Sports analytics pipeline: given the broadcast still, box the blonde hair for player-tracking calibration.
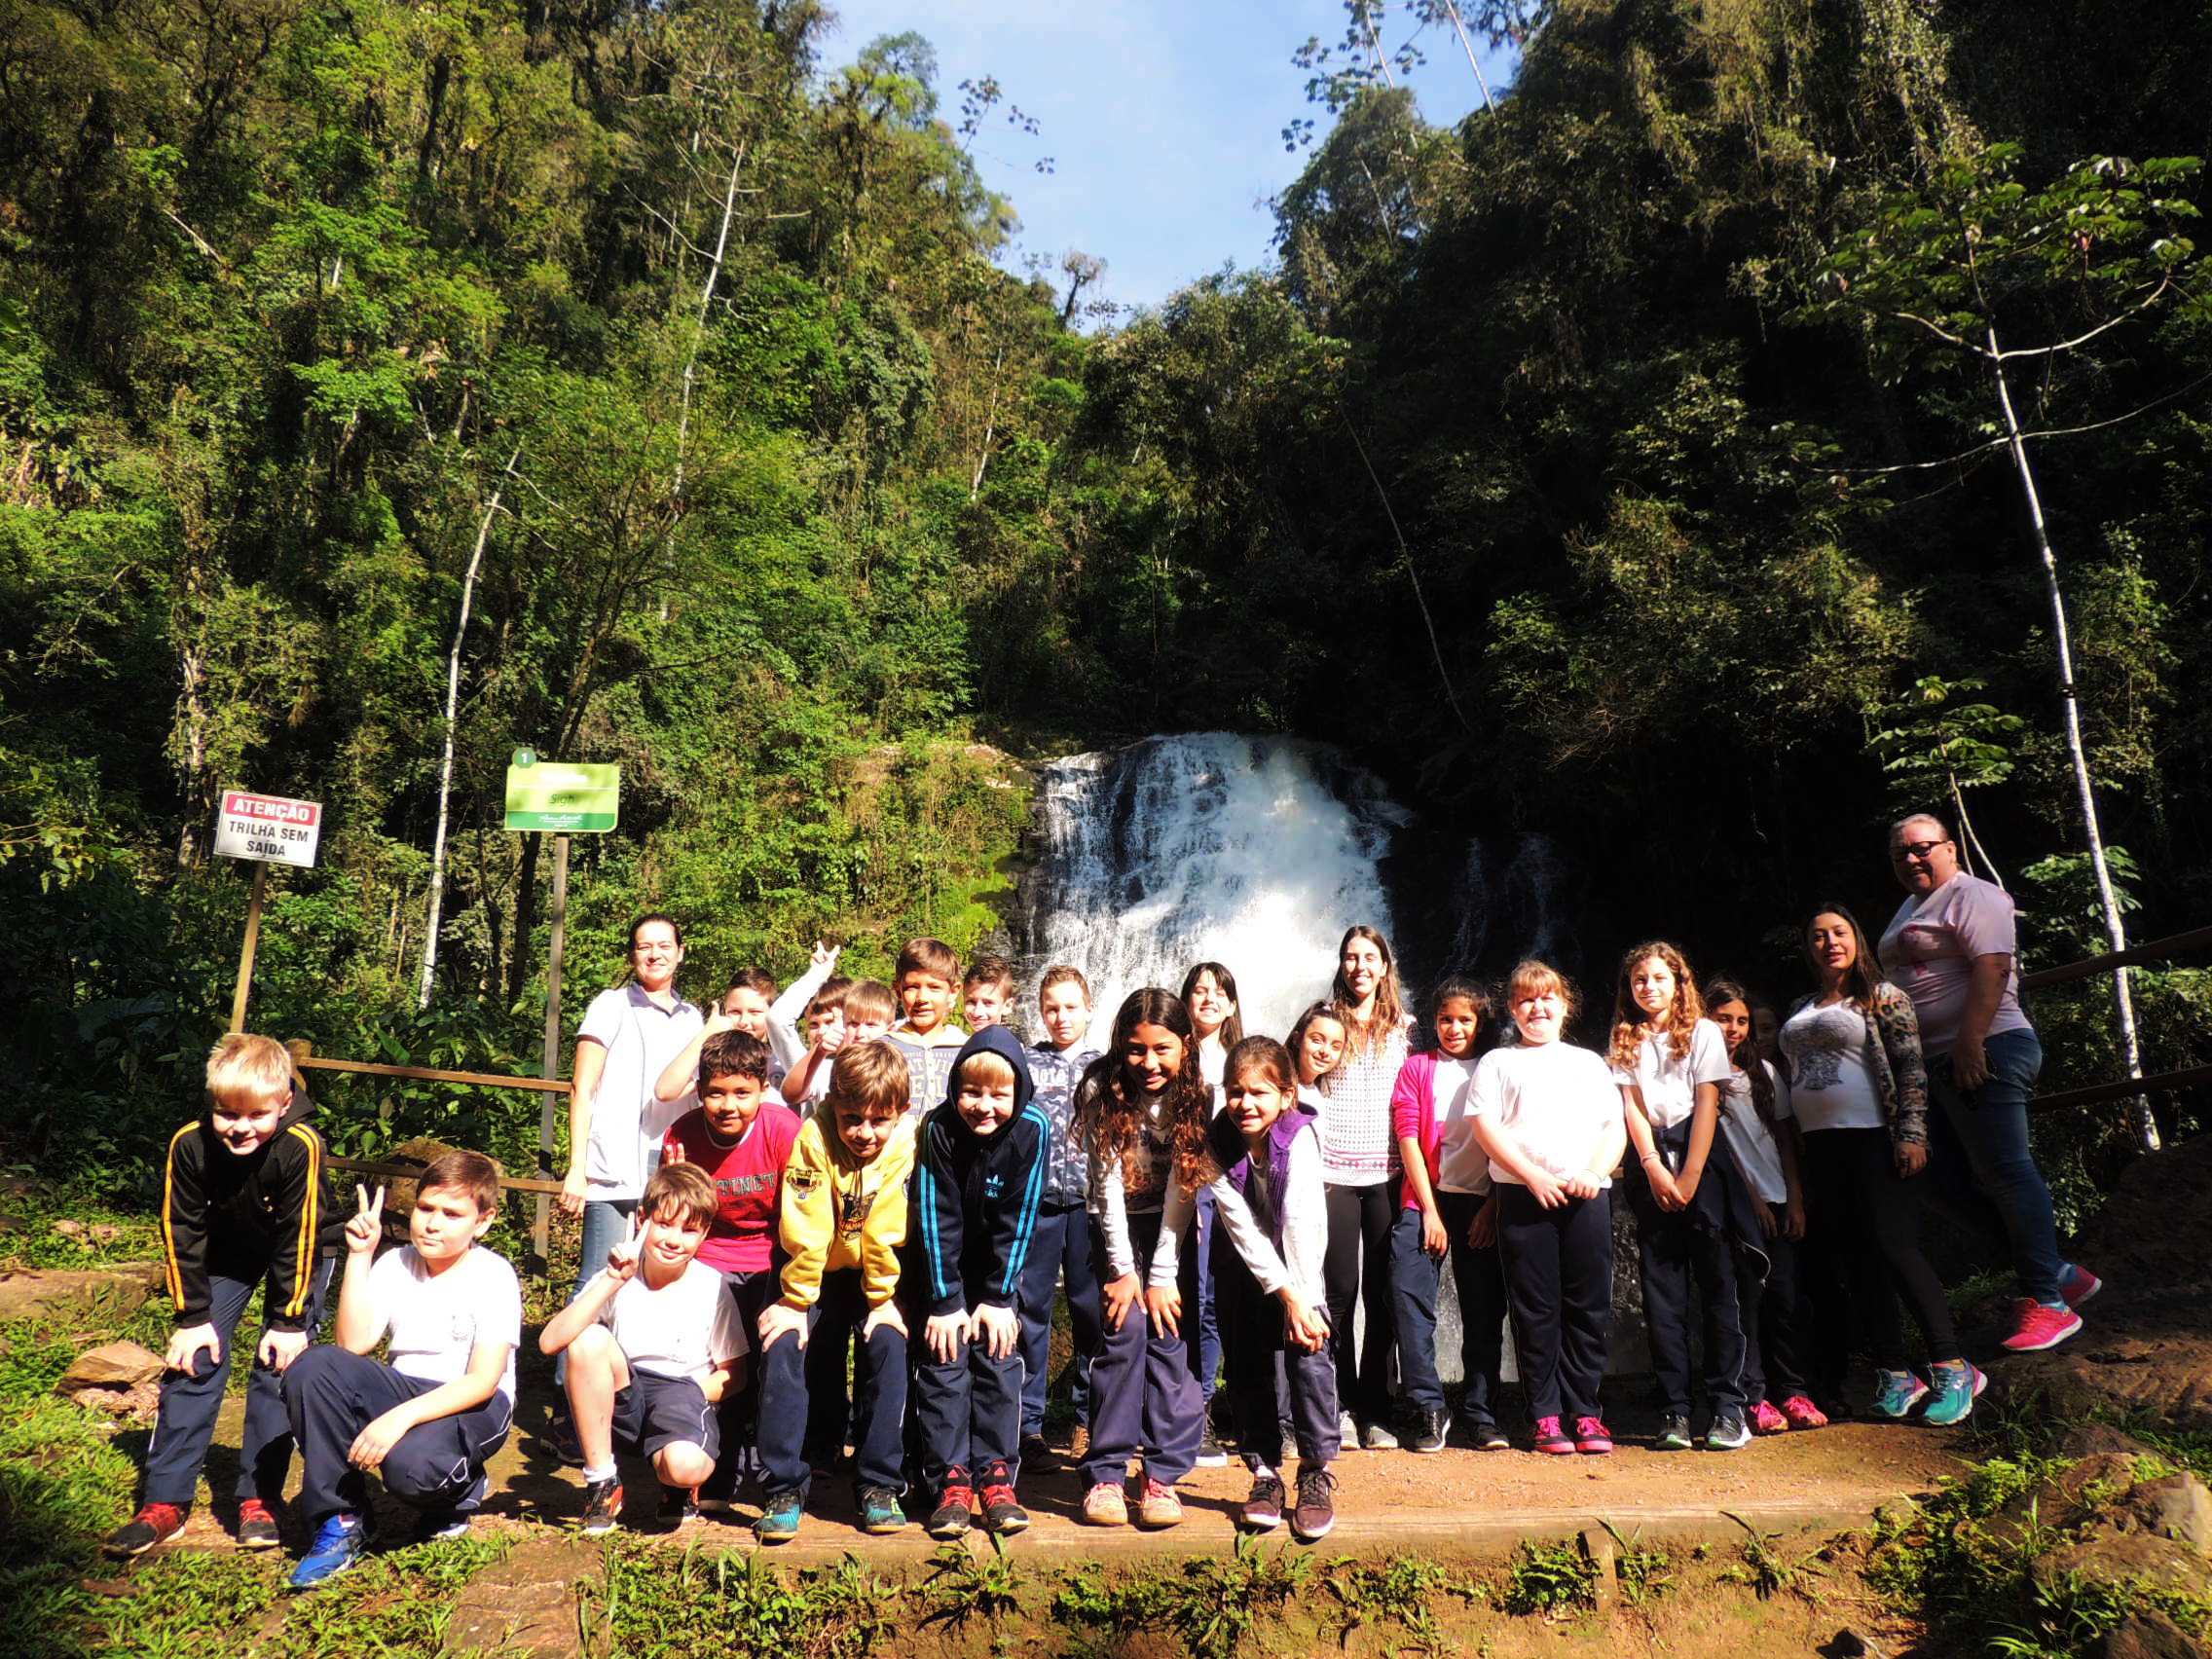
[842,978,898,1026]
[956,1050,1017,1091]
[824,1040,910,1121]
[205,1033,292,1108]
[1505,960,1580,1029]
[1607,940,1705,1074]
[642,1161,718,1231]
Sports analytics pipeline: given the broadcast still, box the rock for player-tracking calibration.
[2097,1610,2211,1659]
[71,1381,160,1424]
[1580,1526,1615,1609]
[88,1224,122,1244]
[2035,1530,2212,1602]
[2124,1475,2212,1554]
[0,1265,161,1321]
[59,1341,163,1389]
[445,1534,603,1655]
[2062,1423,2158,1459]
[52,1219,84,1237]
[0,1212,26,1235]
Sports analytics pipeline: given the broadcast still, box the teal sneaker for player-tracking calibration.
[1870,1369,1930,1420]
[858,1487,907,1535]
[755,1492,801,1544]
[288,1513,366,1591]
[1922,1362,1986,1427]
[1654,1412,1693,1452]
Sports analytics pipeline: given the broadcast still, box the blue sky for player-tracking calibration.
[820,1,1520,315]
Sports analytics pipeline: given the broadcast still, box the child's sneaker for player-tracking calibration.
[412,1508,471,1544]
[858,1488,906,1535]
[2059,1263,2103,1310]
[655,1486,697,1530]
[1289,1468,1336,1542]
[1019,1432,1051,1469]
[1464,1419,1510,1451]
[1195,1420,1229,1467]
[236,1498,281,1550]
[1408,1408,1449,1455]
[288,1513,366,1591]
[580,1478,621,1536]
[1751,1400,1790,1436]
[1362,1419,1401,1451]
[1922,1361,1987,1427]
[1707,1407,1751,1451]
[1871,1368,1931,1419]
[105,1502,187,1558]
[1532,1416,1574,1455]
[1654,1412,1693,1451]
[926,1483,974,1539]
[979,1481,1028,1534]
[1780,1395,1829,1431]
[1136,1477,1183,1529]
[1337,1410,1362,1450]
[2001,1299,2083,1353]
[1081,1482,1128,1526]
[1573,1416,1613,1455]
[755,1492,801,1544]
[1240,1472,1285,1532]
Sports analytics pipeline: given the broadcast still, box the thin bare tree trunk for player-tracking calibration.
[1987,327,2157,1152]
[970,346,1005,499]
[673,139,747,513]
[418,443,521,1009]
[1437,0,1496,111]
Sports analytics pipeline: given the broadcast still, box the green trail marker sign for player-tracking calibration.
[503,755,620,833]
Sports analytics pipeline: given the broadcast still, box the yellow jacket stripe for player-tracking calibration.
[160,1123,194,1308]
[285,1124,321,1319]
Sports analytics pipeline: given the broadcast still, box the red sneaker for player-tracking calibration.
[1532,1415,1574,1455]
[1573,1417,1613,1455]
[2059,1264,2103,1310]
[1750,1400,1789,1436]
[1779,1395,1829,1430]
[236,1496,281,1549]
[105,1502,187,1558]
[926,1483,975,1538]
[2001,1299,2083,1352]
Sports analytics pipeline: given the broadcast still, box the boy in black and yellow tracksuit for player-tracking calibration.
[109,1034,343,1557]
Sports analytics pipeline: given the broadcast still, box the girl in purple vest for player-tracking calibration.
[1155,1037,1339,1542]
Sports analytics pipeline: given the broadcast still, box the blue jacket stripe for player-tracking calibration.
[918,1144,949,1304]
[998,1108,1050,1296]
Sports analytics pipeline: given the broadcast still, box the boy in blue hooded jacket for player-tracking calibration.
[911,1025,1049,1538]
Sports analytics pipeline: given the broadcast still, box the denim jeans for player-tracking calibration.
[557,1198,637,1390]
[1927,1028,2062,1305]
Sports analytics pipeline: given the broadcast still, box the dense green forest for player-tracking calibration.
[5,0,2209,1201]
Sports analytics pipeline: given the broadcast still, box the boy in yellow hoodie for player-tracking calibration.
[753,1040,915,1542]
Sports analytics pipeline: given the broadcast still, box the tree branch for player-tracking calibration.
[1992,277,2173,359]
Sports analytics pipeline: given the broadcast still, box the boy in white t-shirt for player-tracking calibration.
[283,1151,522,1590]
[539,1161,746,1533]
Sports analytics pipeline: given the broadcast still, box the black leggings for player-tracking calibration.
[1323,1180,1398,1424]
[1799,1126,1958,1382]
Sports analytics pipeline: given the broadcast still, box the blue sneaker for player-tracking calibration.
[1870,1369,1930,1420]
[289,1513,366,1591]
[1922,1361,1986,1427]
[756,1492,801,1544]
[858,1487,906,1534]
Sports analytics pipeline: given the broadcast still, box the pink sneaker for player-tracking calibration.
[1750,1400,1789,1435]
[2059,1264,2103,1310]
[1532,1415,1575,1455]
[2001,1298,2083,1352]
[1779,1395,1829,1430]
[1573,1416,1613,1455]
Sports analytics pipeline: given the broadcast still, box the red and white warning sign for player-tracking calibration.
[214,791,323,868]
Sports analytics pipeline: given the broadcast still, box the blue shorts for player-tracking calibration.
[613,1370,718,1461]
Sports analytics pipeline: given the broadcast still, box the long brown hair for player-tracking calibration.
[1802,901,1888,1013]
[1607,940,1705,1074]
[1074,988,1213,1188]
[1330,924,1407,1059]
[1703,976,1778,1124]
[1179,962,1245,1049]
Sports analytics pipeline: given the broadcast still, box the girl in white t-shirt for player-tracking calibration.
[1469,960,1625,1456]
[1610,940,1751,1452]
[1706,978,1824,1436]
[1288,1003,1347,1114]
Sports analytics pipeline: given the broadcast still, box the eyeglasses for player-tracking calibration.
[1892,839,1950,861]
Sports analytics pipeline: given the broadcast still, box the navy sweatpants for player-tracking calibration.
[914,1278,1025,1492]
[1082,1210,1202,1490]
[1495,1184,1612,1423]
[1018,1200,1101,1439]
[757,1269,906,1498]
[1213,1233,1338,1469]
[144,1261,333,1506]
[699,1266,776,1501]
[283,1346,512,1524]
[1630,1173,1748,1417]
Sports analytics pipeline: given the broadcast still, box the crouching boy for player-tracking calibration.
[753,1041,916,1543]
[539,1161,745,1533]
[913,1027,1049,1539]
[107,1034,342,1558]
[282,1151,520,1590]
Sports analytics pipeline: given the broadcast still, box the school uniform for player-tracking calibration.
[1083,1091,1204,1491]
[147,1087,343,1507]
[598,1257,747,1464]
[1387,1051,1508,1434]
[1155,1106,1340,1470]
[757,1115,915,1501]
[1470,1041,1618,1425]
[889,1021,971,1123]
[660,1103,801,1497]
[1717,1060,1810,1408]
[911,1028,1049,1493]
[1019,1040,1104,1440]
[1615,1020,1750,1419]
[284,1244,521,1524]
[1317,1021,1411,1429]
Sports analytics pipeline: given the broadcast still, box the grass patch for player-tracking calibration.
[1053,1533,1312,1659]
[576,1539,903,1659]
[1496,1534,1597,1616]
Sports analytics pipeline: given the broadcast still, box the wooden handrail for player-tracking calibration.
[2031,1064,2212,1114]
[294,1054,571,1094]
[2021,924,2212,990]
[326,1155,567,1198]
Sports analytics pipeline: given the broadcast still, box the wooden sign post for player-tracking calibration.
[213,791,323,1033]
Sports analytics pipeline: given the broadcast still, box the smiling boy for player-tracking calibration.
[962,954,1017,1031]
[107,1035,343,1559]
[911,1026,1049,1538]
[282,1151,521,1589]
[1017,966,1105,1461]
[888,939,969,1121]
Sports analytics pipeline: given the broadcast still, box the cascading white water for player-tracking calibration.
[1019,733,1409,1039]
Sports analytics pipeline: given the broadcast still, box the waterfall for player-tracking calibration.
[1018,733,1409,1039]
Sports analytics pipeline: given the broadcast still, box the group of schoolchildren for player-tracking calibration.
[107,919,1990,1584]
